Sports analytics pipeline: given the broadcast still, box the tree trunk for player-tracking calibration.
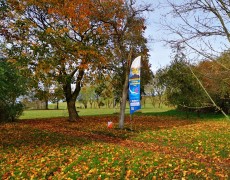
[67,99,79,121]
[45,100,49,110]
[56,100,59,110]
[158,95,163,108]
[150,96,156,107]
[113,99,116,108]
[119,49,133,129]
[89,101,93,108]
[63,69,84,121]
[119,70,129,129]
[142,97,146,108]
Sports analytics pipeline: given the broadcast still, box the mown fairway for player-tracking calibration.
[0,115,229,179]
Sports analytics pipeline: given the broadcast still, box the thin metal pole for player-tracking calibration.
[130,114,133,131]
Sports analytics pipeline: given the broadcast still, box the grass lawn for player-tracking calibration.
[0,115,229,179]
[20,102,226,120]
[20,102,174,119]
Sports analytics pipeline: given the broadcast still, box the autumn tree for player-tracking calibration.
[92,0,152,128]
[2,0,152,124]
[50,84,65,110]
[33,83,52,110]
[78,85,96,109]
[97,78,115,108]
[0,0,8,35]
[2,0,119,121]
[195,51,230,114]
[94,82,106,108]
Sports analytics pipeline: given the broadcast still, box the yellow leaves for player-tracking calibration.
[82,165,89,171]
[190,169,203,175]
[40,157,46,163]
[97,27,103,34]
[7,59,17,64]
[215,171,227,178]
[58,27,69,34]
[46,27,53,34]
[88,168,97,174]
[125,169,133,179]
[207,167,212,173]
[182,170,187,177]
[1,118,229,179]
[47,7,54,14]
[79,63,88,69]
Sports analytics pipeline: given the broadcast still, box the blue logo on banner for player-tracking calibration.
[129,56,141,114]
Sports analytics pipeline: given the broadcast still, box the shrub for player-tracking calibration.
[0,102,24,122]
[0,59,27,122]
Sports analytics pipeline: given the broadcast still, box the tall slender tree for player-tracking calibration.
[93,0,152,128]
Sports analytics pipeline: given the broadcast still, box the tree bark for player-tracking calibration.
[56,100,59,110]
[45,100,49,110]
[119,49,133,129]
[158,96,162,108]
[63,69,84,121]
[119,70,129,129]
[67,99,79,121]
[89,101,93,108]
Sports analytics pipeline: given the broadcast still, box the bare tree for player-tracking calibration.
[161,0,230,63]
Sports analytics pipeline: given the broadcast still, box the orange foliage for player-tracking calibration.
[196,60,230,96]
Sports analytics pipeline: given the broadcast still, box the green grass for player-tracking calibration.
[0,116,229,179]
[144,109,227,120]
[20,102,174,119]
[20,102,227,120]
[20,108,122,119]
[133,121,230,157]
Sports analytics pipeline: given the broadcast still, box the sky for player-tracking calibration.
[140,0,172,72]
[140,0,230,72]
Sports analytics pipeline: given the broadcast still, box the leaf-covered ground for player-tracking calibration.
[0,116,229,179]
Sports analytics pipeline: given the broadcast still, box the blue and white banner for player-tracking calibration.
[129,56,141,114]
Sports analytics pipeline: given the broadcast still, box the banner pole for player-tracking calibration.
[130,114,133,131]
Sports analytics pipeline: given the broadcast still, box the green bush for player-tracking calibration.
[0,59,27,122]
[0,102,24,122]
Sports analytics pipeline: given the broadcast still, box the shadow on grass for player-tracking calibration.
[0,125,91,149]
[142,109,227,121]
[1,110,227,150]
